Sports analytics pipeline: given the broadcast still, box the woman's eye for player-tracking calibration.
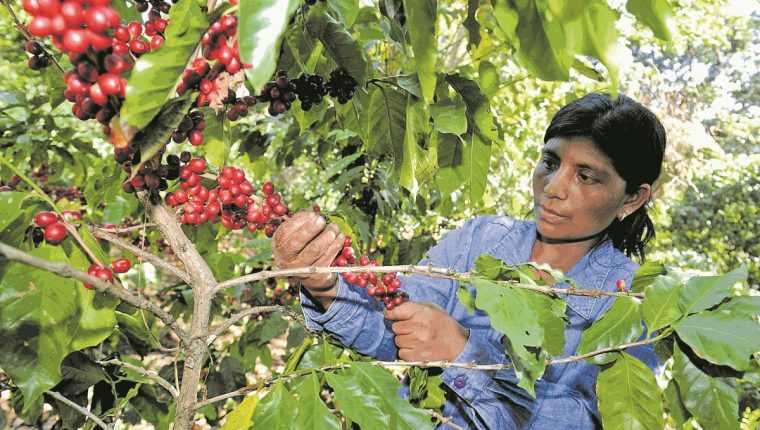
[541,158,558,170]
[579,173,597,184]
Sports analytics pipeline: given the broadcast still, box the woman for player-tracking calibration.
[272,93,667,429]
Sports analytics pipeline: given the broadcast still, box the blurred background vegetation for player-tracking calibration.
[0,0,758,427]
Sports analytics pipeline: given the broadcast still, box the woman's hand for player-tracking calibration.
[272,211,345,308]
[385,302,469,362]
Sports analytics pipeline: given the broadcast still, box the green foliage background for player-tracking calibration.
[0,0,758,428]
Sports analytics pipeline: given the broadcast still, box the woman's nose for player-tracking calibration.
[543,169,569,200]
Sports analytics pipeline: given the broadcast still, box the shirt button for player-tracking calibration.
[454,376,466,389]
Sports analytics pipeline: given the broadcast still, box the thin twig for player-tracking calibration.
[213,264,644,299]
[428,410,465,430]
[1,0,64,73]
[103,223,157,234]
[200,305,302,344]
[90,226,192,284]
[195,334,660,409]
[97,359,179,398]
[0,241,191,346]
[47,391,112,430]
[63,221,105,266]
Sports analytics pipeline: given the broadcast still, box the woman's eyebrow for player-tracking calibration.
[542,147,609,176]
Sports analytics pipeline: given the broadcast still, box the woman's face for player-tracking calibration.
[532,137,634,240]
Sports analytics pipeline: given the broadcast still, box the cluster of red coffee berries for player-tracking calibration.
[64,51,129,130]
[24,0,119,53]
[172,110,206,146]
[34,211,68,244]
[113,20,165,56]
[164,157,289,236]
[259,70,296,116]
[83,258,130,289]
[335,236,408,310]
[177,58,211,99]
[25,40,53,70]
[201,14,242,75]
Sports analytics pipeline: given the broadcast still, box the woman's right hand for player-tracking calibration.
[272,211,345,307]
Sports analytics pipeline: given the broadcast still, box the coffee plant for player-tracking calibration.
[0,0,757,429]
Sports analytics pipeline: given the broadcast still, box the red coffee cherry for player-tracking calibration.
[34,211,59,228]
[111,258,131,273]
[44,223,67,244]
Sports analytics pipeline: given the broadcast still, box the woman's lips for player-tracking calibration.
[539,205,565,222]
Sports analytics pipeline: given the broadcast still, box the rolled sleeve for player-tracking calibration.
[440,329,508,401]
[300,276,397,359]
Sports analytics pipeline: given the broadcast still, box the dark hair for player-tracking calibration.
[543,93,667,260]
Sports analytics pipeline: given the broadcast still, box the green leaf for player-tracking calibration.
[445,74,500,143]
[221,394,259,430]
[77,225,108,265]
[0,245,116,413]
[577,297,643,365]
[678,267,748,315]
[199,109,227,168]
[0,191,29,233]
[672,343,739,430]
[429,95,467,135]
[252,381,298,429]
[573,0,623,93]
[42,65,66,109]
[399,99,435,195]
[239,0,299,98]
[327,0,360,27]
[110,0,142,23]
[477,61,499,97]
[675,306,760,371]
[131,97,195,175]
[402,0,437,103]
[321,153,363,181]
[293,373,341,429]
[319,15,369,86]
[459,133,491,204]
[663,379,688,428]
[630,261,667,293]
[56,352,108,395]
[494,0,572,81]
[457,287,475,313]
[325,362,432,429]
[120,0,207,128]
[641,272,683,334]
[470,278,566,395]
[597,352,664,430]
[364,86,406,168]
[626,0,677,42]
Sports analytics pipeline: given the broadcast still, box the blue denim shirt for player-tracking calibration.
[300,216,659,429]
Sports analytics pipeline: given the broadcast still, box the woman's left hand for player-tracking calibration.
[385,302,469,362]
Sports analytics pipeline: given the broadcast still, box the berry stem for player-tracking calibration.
[0,153,61,215]
[1,0,65,74]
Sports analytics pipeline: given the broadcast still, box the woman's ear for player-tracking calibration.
[618,184,651,220]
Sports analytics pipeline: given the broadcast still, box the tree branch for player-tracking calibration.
[90,226,192,284]
[200,305,303,345]
[137,191,217,429]
[196,334,661,409]
[97,359,179,398]
[103,223,157,234]
[0,241,191,346]
[47,391,112,430]
[214,264,644,299]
